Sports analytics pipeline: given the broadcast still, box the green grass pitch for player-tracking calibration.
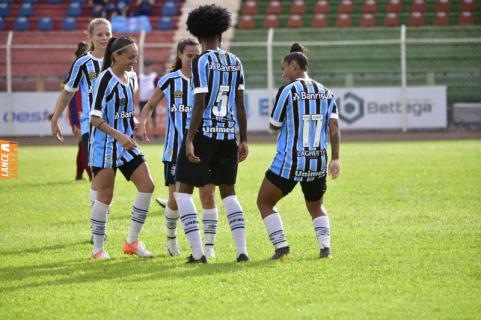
[1,140,480,319]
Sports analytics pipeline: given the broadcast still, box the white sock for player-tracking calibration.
[127,192,152,244]
[202,208,218,249]
[165,205,180,239]
[91,200,109,253]
[263,212,288,249]
[313,215,330,249]
[223,195,247,256]
[90,189,97,208]
[174,192,204,259]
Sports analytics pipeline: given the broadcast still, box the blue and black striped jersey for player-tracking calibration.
[63,52,103,135]
[269,78,338,182]
[191,48,245,141]
[89,68,141,168]
[157,69,193,162]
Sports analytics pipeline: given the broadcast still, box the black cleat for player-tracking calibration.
[271,246,290,260]
[236,253,250,263]
[186,254,207,264]
[320,247,331,259]
[156,198,167,208]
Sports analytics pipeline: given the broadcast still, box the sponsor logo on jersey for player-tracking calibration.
[170,104,192,113]
[208,63,241,72]
[295,170,326,178]
[202,126,236,134]
[114,111,134,120]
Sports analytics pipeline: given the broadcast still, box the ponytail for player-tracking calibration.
[284,42,308,71]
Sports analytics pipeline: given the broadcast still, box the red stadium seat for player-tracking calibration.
[263,14,279,28]
[411,0,427,13]
[290,0,306,14]
[311,13,327,28]
[384,12,400,26]
[433,11,449,25]
[360,13,376,27]
[238,15,255,29]
[267,0,282,15]
[460,0,476,12]
[362,0,377,14]
[338,0,354,14]
[335,13,352,28]
[408,11,424,26]
[314,0,329,14]
[435,0,451,13]
[242,0,258,15]
[287,14,303,28]
[458,11,475,25]
[387,0,402,13]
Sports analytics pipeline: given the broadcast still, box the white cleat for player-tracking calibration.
[204,246,215,258]
[166,237,181,256]
[156,198,167,208]
[91,249,110,260]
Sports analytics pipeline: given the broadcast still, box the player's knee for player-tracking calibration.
[219,185,235,199]
[98,190,114,204]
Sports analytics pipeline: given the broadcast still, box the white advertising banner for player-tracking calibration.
[0,93,72,137]
[245,86,447,131]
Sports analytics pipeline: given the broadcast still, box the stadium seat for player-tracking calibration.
[14,16,29,31]
[433,11,449,25]
[335,13,352,28]
[0,3,10,17]
[338,0,354,14]
[19,3,34,17]
[157,16,174,30]
[0,17,4,30]
[460,0,476,12]
[314,0,329,14]
[435,0,451,12]
[1,0,13,4]
[362,0,377,14]
[238,15,255,29]
[62,16,77,30]
[242,0,258,15]
[411,0,427,13]
[387,0,402,13]
[384,12,400,26]
[47,0,62,4]
[70,0,86,3]
[408,11,424,27]
[267,1,282,15]
[360,13,376,27]
[287,14,303,28]
[458,11,475,25]
[23,0,38,4]
[68,2,82,17]
[311,13,327,28]
[263,14,279,28]
[290,0,306,15]
[38,16,53,31]
[162,2,177,16]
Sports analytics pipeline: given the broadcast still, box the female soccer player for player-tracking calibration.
[50,18,112,209]
[257,43,341,260]
[89,35,155,260]
[137,38,219,259]
[173,5,249,264]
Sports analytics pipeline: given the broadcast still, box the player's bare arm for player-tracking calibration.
[137,89,164,142]
[51,90,76,142]
[235,89,249,162]
[328,118,340,179]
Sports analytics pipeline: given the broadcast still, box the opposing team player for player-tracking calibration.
[257,43,341,260]
[137,38,219,258]
[174,5,249,263]
[89,36,155,260]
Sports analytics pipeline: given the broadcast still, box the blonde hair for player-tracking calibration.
[85,18,111,53]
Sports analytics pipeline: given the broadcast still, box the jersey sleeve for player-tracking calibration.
[63,57,84,92]
[326,89,339,121]
[270,85,290,128]
[156,73,170,92]
[237,57,245,91]
[192,55,209,94]
[90,73,110,118]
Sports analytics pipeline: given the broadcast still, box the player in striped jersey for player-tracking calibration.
[89,36,155,260]
[50,18,112,231]
[173,5,249,264]
[257,43,341,260]
[137,38,219,259]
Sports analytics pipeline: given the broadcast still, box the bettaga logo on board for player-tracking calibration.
[337,92,364,124]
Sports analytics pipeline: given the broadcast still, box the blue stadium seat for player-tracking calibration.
[157,16,174,30]
[14,16,29,31]
[19,3,34,17]
[47,0,62,4]
[0,17,4,30]
[62,16,77,30]
[22,0,38,4]
[38,16,53,31]
[70,0,86,3]
[162,2,177,16]
[0,3,10,17]
[0,0,14,4]
[68,2,82,16]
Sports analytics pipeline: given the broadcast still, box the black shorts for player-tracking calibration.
[92,154,145,181]
[175,134,238,187]
[265,169,327,202]
[81,132,89,155]
[163,161,176,186]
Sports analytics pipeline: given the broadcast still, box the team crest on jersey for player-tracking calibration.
[119,98,126,106]
[174,91,183,98]
[88,72,97,80]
